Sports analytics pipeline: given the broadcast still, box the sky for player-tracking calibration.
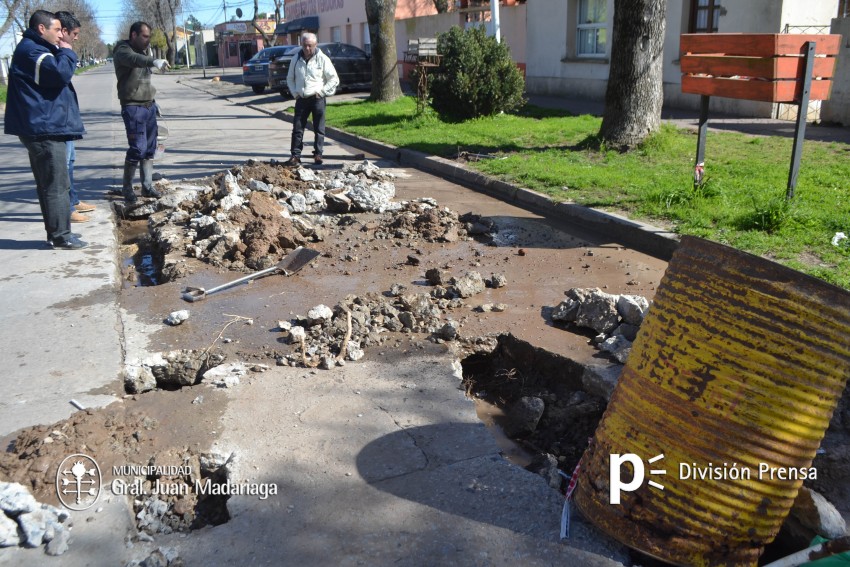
[1,0,280,56]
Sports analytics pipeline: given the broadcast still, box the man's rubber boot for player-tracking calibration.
[140,159,161,198]
[122,161,138,204]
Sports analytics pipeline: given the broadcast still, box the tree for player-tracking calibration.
[599,0,667,150]
[432,0,449,12]
[0,0,25,42]
[365,0,402,102]
[250,0,283,47]
[185,14,202,31]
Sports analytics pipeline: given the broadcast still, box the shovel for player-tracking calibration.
[182,246,320,302]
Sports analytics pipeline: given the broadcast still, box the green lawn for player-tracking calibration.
[325,96,850,290]
[0,84,6,104]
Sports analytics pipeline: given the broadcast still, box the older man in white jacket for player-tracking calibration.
[285,33,339,165]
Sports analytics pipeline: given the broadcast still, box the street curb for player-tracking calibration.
[258,104,680,261]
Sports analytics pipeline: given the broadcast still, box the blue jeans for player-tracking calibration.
[20,137,71,242]
[66,141,78,206]
[121,104,158,163]
[291,95,326,157]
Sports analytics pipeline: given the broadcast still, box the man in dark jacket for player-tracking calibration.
[113,21,169,204]
[4,9,87,249]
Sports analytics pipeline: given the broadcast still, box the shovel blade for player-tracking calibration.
[278,246,321,275]
[182,287,206,302]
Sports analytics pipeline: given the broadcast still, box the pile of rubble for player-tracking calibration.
[275,268,507,369]
[551,287,650,363]
[130,451,233,536]
[0,481,71,556]
[122,160,484,280]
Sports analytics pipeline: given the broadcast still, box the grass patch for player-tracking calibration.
[326,96,850,289]
[0,84,6,104]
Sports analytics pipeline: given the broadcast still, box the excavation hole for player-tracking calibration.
[460,333,606,482]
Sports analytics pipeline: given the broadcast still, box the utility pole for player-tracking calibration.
[490,0,500,43]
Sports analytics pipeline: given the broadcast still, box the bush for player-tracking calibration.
[429,26,525,120]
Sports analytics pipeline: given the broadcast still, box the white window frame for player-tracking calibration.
[331,26,341,43]
[576,0,607,58]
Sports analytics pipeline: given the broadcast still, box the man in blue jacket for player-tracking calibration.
[4,10,87,249]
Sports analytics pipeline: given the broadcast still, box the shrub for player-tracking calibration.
[429,26,525,120]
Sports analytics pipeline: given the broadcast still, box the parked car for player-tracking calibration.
[242,45,299,94]
[268,42,372,98]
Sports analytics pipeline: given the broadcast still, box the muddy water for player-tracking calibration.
[121,172,666,369]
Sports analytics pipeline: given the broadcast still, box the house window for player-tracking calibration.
[331,26,341,43]
[577,0,606,57]
[228,42,237,57]
[690,0,719,33]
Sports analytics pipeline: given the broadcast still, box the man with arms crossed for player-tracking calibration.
[4,10,86,249]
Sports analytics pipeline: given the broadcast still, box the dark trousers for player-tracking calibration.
[66,141,78,206]
[20,137,71,242]
[121,104,158,163]
[291,95,326,157]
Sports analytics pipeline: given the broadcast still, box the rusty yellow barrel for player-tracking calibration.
[575,236,850,566]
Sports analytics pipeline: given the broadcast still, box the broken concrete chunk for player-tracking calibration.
[598,335,632,364]
[437,321,459,341]
[569,288,620,334]
[202,362,248,388]
[347,341,365,361]
[551,299,580,323]
[0,481,38,516]
[165,310,190,326]
[295,167,317,182]
[248,179,271,193]
[325,192,352,213]
[16,509,48,548]
[612,322,640,342]
[219,193,245,212]
[307,304,334,325]
[288,193,307,214]
[346,180,397,213]
[425,268,449,286]
[617,294,650,326]
[486,273,508,288]
[450,271,485,298]
[504,396,545,437]
[44,525,70,556]
[290,326,306,341]
[123,365,158,394]
[788,487,847,539]
[525,453,563,490]
[0,512,20,547]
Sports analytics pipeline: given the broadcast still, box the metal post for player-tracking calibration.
[694,95,709,187]
[787,41,816,199]
[490,0,501,43]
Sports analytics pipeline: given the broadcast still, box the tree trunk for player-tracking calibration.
[0,0,24,41]
[365,0,402,102]
[599,0,667,150]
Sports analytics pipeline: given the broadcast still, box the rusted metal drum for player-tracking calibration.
[574,236,850,566]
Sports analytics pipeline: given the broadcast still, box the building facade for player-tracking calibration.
[215,19,277,67]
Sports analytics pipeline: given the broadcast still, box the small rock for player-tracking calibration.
[45,526,70,556]
[437,321,459,341]
[504,397,545,437]
[486,273,507,288]
[0,512,20,547]
[165,310,190,326]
